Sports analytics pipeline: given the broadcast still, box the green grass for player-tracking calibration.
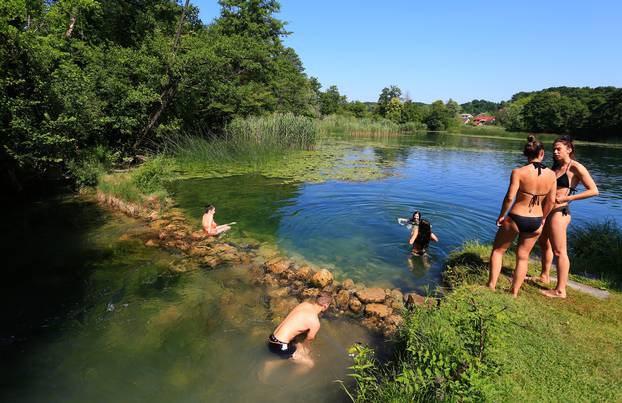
[569,219,622,289]
[97,155,175,205]
[348,242,622,402]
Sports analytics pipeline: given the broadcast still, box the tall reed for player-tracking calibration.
[165,113,318,170]
[319,115,401,135]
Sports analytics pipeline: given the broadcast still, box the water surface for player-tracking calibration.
[172,133,622,291]
[1,196,375,403]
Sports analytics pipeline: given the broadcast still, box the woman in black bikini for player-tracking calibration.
[488,135,557,297]
[409,219,438,256]
[534,136,599,298]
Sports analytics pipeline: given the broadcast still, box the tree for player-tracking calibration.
[385,97,403,122]
[521,92,589,133]
[345,101,369,118]
[446,98,461,116]
[319,85,347,115]
[400,101,428,124]
[425,100,453,130]
[376,85,402,117]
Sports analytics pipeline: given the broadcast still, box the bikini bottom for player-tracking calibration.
[508,213,543,234]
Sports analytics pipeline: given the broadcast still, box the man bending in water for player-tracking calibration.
[267,292,332,367]
[202,204,231,236]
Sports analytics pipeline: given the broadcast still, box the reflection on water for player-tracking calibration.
[172,133,622,292]
[1,197,377,403]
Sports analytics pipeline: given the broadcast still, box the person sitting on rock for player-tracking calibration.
[202,204,231,236]
[267,292,332,367]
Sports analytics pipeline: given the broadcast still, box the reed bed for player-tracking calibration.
[165,113,318,170]
[319,115,401,135]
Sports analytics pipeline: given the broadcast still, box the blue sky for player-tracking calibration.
[193,1,622,103]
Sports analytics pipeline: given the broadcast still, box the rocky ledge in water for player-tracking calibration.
[97,191,437,336]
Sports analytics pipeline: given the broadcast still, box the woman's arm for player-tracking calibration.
[542,174,557,219]
[430,233,439,242]
[497,169,520,225]
[408,226,419,245]
[556,163,599,204]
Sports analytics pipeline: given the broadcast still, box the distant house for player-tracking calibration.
[460,113,473,123]
[472,115,496,125]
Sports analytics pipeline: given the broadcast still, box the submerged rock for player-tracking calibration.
[295,266,314,281]
[267,287,290,299]
[311,269,333,288]
[263,275,279,287]
[365,303,392,318]
[361,316,382,332]
[266,258,291,275]
[386,314,404,327]
[270,297,299,322]
[356,288,386,304]
[202,256,222,268]
[342,278,355,290]
[335,289,350,310]
[348,297,363,314]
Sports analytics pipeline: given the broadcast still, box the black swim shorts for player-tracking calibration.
[268,334,297,358]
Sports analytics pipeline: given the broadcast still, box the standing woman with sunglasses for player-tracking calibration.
[534,136,599,298]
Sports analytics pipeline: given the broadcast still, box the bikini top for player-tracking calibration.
[520,162,548,208]
[556,161,576,193]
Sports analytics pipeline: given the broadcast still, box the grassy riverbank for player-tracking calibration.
[347,242,622,402]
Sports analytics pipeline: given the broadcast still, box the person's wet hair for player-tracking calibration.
[316,292,332,307]
[410,210,421,223]
[418,220,432,245]
[204,204,215,214]
[523,134,544,159]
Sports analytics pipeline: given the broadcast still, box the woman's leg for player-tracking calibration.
[511,230,541,297]
[535,218,553,284]
[542,211,571,298]
[488,219,518,290]
[215,225,231,234]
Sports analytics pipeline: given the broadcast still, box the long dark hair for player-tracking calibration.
[552,135,575,170]
[415,220,432,247]
[523,134,544,159]
[409,210,421,224]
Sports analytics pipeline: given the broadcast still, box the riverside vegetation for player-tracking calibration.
[345,240,622,402]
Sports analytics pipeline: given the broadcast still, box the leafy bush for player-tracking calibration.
[66,145,118,186]
[131,156,176,195]
[346,287,509,402]
[569,219,622,287]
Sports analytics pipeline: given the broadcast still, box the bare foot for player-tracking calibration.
[487,282,496,292]
[527,275,550,285]
[540,289,566,299]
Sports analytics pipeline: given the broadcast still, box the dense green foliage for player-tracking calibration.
[460,99,501,116]
[1,0,319,191]
[498,87,622,139]
[347,288,508,402]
